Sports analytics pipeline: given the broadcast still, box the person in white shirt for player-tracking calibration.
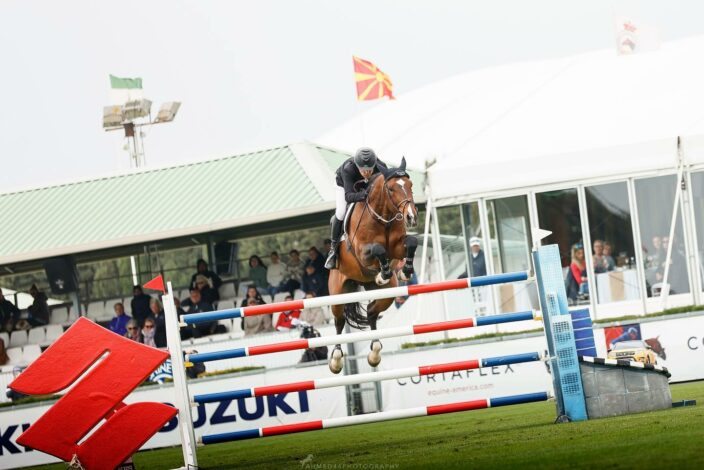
[266,251,288,297]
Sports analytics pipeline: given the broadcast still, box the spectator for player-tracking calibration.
[248,255,268,291]
[190,258,222,300]
[275,295,301,331]
[0,290,20,333]
[27,284,49,327]
[299,292,327,326]
[565,243,588,303]
[603,241,616,271]
[299,325,327,363]
[194,274,218,305]
[148,298,167,348]
[240,285,265,308]
[242,298,274,336]
[124,319,143,343]
[266,251,287,296]
[307,246,325,274]
[394,295,407,309]
[282,249,304,294]
[108,302,131,336]
[321,239,332,281]
[130,285,152,327]
[0,337,8,366]
[469,237,487,277]
[141,318,158,348]
[181,287,216,337]
[174,296,193,340]
[592,239,609,274]
[302,264,327,297]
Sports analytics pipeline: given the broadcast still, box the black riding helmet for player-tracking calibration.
[354,147,377,171]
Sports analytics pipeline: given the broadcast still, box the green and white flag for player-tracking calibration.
[109,74,144,104]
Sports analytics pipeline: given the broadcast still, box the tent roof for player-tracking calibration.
[318,35,704,202]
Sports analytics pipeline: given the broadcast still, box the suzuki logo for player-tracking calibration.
[9,318,177,470]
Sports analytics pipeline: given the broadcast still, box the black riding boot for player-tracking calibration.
[325,218,344,270]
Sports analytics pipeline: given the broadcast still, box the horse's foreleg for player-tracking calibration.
[370,244,392,285]
[329,310,345,374]
[399,235,418,281]
[366,298,391,367]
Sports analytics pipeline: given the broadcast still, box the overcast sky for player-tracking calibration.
[1,0,703,192]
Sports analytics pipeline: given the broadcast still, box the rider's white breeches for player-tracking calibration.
[335,184,346,221]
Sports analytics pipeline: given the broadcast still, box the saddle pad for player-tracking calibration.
[342,202,356,241]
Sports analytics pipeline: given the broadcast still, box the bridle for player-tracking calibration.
[366,175,414,226]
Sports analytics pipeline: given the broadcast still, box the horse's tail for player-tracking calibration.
[343,302,369,330]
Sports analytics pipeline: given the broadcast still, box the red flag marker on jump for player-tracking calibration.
[143,275,165,293]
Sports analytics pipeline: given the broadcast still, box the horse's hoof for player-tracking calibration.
[329,349,344,374]
[375,272,390,286]
[398,270,408,282]
[367,341,382,367]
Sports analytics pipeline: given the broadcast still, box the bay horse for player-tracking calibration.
[327,158,419,373]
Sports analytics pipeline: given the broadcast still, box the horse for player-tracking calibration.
[327,157,419,373]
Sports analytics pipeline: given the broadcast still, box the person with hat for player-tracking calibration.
[190,258,222,301]
[325,147,388,270]
[469,237,487,277]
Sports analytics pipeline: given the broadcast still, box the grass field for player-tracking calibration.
[32,381,704,469]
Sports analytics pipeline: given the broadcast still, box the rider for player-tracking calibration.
[325,147,388,270]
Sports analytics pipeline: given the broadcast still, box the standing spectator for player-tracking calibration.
[148,298,167,348]
[307,247,325,274]
[603,242,616,271]
[240,285,265,308]
[248,255,268,291]
[565,243,588,303]
[302,264,327,297]
[124,319,143,343]
[0,290,20,333]
[181,288,216,337]
[242,298,274,336]
[282,249,304,294]
[592,239,609,274]
[190,258,222,300]
[266,252,287,296]
[130,285,152,326]
[108,302,131,336]
[195,274,218,305]
[275,296,301,331]
[27,284,49,327]
[141,318,157,348]
[469,237,487,277]
[299,292,327,326]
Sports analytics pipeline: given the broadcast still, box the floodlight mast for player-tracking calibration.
[103,98,181,169]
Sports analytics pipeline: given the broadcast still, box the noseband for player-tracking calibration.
[366,176,414,226]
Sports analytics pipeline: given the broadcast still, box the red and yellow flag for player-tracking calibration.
[353,56,394,101]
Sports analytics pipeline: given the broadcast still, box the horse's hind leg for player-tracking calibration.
[370,244,392,286]
[328,313,345,374]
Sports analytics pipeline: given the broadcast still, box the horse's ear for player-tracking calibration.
[399,157,406,172]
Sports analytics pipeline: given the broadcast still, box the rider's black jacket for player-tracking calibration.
[335,157,388,203]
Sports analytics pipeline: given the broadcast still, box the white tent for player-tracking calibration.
[318,35,704,203]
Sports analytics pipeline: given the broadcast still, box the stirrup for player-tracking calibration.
[325,251,338,270]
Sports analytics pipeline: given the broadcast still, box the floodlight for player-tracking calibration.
[122,99,152,120]
[155,101,181,123]
[103,105,123,128]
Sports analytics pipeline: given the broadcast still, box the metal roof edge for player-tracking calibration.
[0,201,335,265]
[289,142,337,201]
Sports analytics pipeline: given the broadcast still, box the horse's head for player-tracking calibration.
[382,157,418,228]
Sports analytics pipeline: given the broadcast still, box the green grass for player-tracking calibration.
[29,382,704,469]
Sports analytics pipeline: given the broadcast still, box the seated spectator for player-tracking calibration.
[190,258,222,300]
[603,241,616,271]
[266,251,287,296]
[242,298,274,336]
[565,243,588,303]
[27,284,50,327]
[592,239,609,274]
[174,296,193,340]
[148,298,167,348]
[124,319,143,343]
[248,255,268,291]
[141,318,158,348]
[181,287,216,337]
[299,325,327,363]
[275,295,301,331]
[299,292,327,326]
[130,285,152,326]
[108,302,131,336]
[307,246,325,274]
[240,285,265,308]
[282,249,304,295]
[195,274,218,305]
[0,337,8,366]
[302,264,327,297]
[0,290,20,333]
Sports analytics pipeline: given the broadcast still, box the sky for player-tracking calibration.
[1,0,704,192]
